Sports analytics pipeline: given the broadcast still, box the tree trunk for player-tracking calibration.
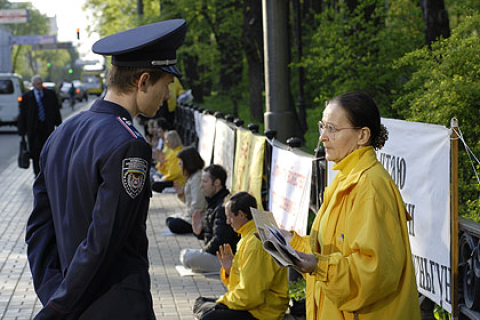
[419,0,450,46]
[183,53,204,103]
[242,0,264,122]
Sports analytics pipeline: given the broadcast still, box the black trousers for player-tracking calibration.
[166,217,193,234]
[29,122,50,176]
[193,297,257,320]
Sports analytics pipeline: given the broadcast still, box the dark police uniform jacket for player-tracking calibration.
[26,99,155,320]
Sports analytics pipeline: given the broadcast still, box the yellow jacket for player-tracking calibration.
[156,146,185,186]
[167,77,184,112]
[217,220,289,320]
[291,146,420,320]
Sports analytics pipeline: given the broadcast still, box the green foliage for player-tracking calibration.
[202,93,264,134]
[1,2,77,82]
[301,0,424,118]
[393,13,480,219]
[288,277,306,302]
[433,304,451,320]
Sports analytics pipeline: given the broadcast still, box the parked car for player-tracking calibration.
[0,73,25,127]
[42,81,56,90]
[60,81,88,102]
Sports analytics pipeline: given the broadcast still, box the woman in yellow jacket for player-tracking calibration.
[282,92,421,320]
[152,130,185,192]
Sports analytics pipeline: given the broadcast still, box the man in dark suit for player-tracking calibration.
[18,74,62,175]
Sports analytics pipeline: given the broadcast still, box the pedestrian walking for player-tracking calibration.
[17,74,62,176]
[68,82,76,110]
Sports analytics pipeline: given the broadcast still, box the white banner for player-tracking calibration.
[327,118,451,312]
[213,120,236,190]
[269,143,313,236]
[196,113,217,165]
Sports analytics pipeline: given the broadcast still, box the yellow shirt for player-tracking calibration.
[167,77,184,112]
[291,146,420,320]
[156,145,185,186]
[217,220,289,320]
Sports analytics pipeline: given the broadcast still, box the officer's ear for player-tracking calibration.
[138,73,151,92]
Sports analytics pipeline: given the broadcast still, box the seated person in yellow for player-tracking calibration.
[193,192,289,320]
[152,130,184,192]
[166,146,207,234]
[280,92,420,320]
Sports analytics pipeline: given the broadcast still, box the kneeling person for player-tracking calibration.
[193,192,289,320]
[180,165,238,273]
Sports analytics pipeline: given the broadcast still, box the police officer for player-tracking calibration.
[25,19,187,320]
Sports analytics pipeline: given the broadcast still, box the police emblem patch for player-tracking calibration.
[122,158,148,199]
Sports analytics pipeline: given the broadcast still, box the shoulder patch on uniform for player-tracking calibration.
[122,158,148,199]
[116,116,140,138]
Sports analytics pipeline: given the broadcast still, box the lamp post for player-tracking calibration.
[262,0,296,143]
[293,0,307,132]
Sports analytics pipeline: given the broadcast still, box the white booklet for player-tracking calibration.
[251,207,303,270]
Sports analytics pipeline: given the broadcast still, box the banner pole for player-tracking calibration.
[450,117,459,319]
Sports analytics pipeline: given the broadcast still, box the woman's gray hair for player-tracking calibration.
[166,130,183,149]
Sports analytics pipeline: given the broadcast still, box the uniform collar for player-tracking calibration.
[90,99,133,121]
[237,219,256,237]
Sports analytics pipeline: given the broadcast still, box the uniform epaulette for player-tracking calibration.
[116,116,147,142]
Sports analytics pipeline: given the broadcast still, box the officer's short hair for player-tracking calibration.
[228,192,257,220]
[204,164,227,188]
[107,65,166,95]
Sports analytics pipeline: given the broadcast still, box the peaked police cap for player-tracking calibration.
[92,19,186,77]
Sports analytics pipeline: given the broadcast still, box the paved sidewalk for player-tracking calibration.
[0,160,226,320]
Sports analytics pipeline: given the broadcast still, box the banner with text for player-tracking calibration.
[232,129,265,209]
[195,112,216,165]
[327,118,451,312]
[268,143,312,235]
[213,120,236,190]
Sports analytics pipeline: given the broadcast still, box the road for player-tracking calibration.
[0,97,95,175]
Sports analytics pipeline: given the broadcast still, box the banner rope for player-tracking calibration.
[453,127,480,186]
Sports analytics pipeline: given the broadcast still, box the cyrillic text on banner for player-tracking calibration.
[232,129,265,209]
[268,142,312,235]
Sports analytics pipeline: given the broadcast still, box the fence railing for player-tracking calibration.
[174,103,480,319]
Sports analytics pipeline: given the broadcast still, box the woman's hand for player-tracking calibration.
[216,244,234,276]
[294,251,318,274]
[173,181,184,195]
[192,210,203,235]
[278,229,294,244]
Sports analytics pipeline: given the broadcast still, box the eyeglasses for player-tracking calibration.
[318,121,361,139]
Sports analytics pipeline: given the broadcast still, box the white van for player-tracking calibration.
[0,73,25,127]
